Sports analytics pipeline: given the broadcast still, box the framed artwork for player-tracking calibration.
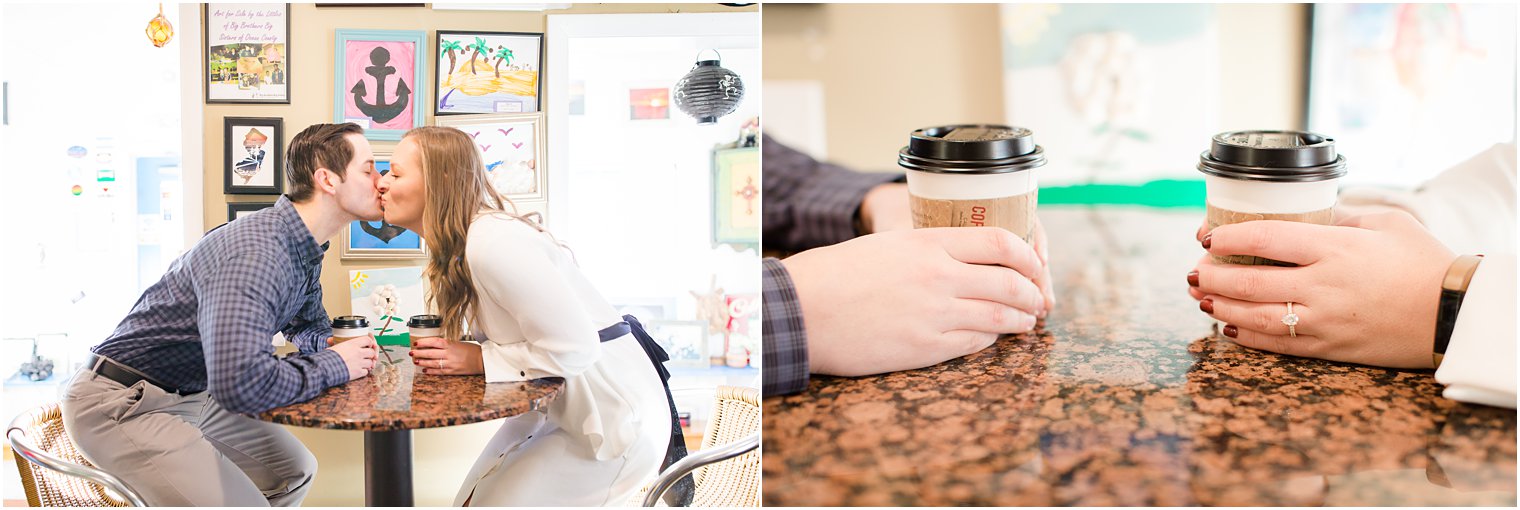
[434,31,544,115]
[646,320,709,369]
[999,4,1218,186]
[223,117,284,195]
[335,29,427,141]
[712,147,759,246]
[348,267,427,346]
[609,297,678,323]
[629,87,670,120]
[342,151,427,260]
[204,3,290,104]
[227,201,277,222]
[435,113,545,199]
[1308,4,1516,188]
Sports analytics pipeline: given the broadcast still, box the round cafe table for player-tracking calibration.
[258,347,564,507]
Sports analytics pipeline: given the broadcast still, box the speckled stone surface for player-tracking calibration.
[259,346,564,431]
[763,207,1517,506]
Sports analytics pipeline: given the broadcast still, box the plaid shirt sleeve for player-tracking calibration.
[762,134,903,254]
[762,257,810,396]
[196,251,348,414]
[282,288,334,354]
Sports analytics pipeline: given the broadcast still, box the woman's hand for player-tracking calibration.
[1187,211,1457,369]
[410,337,485,375]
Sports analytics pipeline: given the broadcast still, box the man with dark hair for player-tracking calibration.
[59,123,384,506]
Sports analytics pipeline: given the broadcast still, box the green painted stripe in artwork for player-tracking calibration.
[377,333,410,347]
[1040,179,1206,208]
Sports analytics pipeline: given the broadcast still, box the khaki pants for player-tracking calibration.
[59,366,317,506]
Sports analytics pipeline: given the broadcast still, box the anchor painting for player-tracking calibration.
[334,30,427,141]
[434,31,544,116]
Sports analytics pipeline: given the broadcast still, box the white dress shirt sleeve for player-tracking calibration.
[1434,254,1517,409]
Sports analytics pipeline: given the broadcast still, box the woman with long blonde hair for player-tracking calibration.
[377,126,688,506]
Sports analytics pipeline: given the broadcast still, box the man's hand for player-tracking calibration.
[782,226,1049,377]
[327,335,379,381]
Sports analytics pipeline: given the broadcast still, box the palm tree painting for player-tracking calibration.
[466,37,489,75]
[492,46,514,78]
[440,39,463,75]
[435,32,543,115]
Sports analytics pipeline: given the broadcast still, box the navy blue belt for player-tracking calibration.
[596,314,693,506]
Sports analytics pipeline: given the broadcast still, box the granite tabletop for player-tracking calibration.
[762,207,1517,506]
[258,347,564,431]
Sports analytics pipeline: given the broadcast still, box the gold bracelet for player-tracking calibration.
[1433,254,1484,369]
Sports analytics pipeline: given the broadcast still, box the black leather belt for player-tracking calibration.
[84,353,192,395]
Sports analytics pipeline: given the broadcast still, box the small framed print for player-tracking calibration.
[341,151,427,260]
[712,146,760,246]
[434,30,544,115]
[335,29,427,141]
[435,113,545,200]
[224,117,284,195]
[204,3,291,104]
[227,200,277,223]
[629,87,670,120]
[646,320,710,369]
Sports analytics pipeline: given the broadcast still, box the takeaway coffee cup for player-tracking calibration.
[1197,130,1348,267]
[899,124,1045,242]
[407,315,442,343]
[331,316,370,343]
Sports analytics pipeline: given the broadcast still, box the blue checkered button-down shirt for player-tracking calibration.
[762,258,809,396]
[762,134,902,254]
[760,135,905,396]
[92,196,349,414]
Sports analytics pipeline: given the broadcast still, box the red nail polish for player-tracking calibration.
[1200,298,1214,314]
[1202,233,1212,249]
[1223,324,1238,338]
[1187,271,1199,287]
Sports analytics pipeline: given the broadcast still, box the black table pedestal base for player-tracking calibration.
[364,430,414,506]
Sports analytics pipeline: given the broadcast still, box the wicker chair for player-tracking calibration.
[7,403,146,507]
[636,385,761,507]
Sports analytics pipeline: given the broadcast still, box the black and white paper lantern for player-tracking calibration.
[674,50,745,125]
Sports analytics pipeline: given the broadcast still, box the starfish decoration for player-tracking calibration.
[689,274,729,334]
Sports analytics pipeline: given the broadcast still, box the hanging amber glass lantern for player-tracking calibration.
[146,4,174,48]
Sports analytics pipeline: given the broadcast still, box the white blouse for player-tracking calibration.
[1340,143,1517,408]
[464,211,669,460]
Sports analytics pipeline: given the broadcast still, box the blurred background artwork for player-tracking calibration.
[764,3,1514,210]
[1001,4,1219,187]
[1308,3,1517,188]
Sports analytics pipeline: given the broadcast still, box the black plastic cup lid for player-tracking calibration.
[332,316,369,329]
[899,124,1047,175]
[1198,130,1348,183]
[407,315,442,328]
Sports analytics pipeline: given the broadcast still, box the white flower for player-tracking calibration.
[371,294,383,306]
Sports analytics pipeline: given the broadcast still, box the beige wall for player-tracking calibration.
[199,3,754,506]
[762,3,1008,170]
[762,3,1308,171]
